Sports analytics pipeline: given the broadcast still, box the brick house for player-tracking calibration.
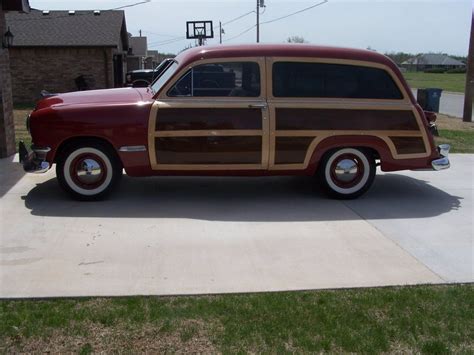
[6,9,129,104]
[1,0,30,158]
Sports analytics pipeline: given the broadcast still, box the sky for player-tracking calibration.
[29,0,472,56]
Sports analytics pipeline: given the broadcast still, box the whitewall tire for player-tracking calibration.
[318,148,375,199]
[56,142,122,200]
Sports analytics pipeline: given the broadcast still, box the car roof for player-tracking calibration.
[175,43,397,69]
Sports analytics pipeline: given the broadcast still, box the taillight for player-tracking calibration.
[424,111,437,123]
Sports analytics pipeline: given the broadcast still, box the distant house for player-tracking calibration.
[144,50,174,70]
[6,9,129,104]
[144,50,160,70]
[127,36,174,72]
[401,53,465,72]
[127,35,148,71]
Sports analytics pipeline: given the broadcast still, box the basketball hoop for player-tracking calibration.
[186,21,214,46]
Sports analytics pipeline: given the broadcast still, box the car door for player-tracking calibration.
[148,58,269,171]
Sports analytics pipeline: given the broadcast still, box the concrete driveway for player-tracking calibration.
[0,155,472,298]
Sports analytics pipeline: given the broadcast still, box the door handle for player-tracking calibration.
[248,103,267,109]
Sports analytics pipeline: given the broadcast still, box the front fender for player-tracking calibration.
[29,102,153,167]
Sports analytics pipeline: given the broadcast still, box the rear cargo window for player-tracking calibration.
[272,62,403,99]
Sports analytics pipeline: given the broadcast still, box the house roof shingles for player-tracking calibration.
[6,9,128,48]
[402,53,465,66]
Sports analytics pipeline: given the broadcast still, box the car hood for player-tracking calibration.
[36,87,153,110]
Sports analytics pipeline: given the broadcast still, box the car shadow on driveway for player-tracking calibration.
[22,174,462,222]
[0,155,26,198]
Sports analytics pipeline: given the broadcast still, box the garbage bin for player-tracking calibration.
[417,88,443,113]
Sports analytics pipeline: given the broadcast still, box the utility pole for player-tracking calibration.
[256,0,259,43]
[256,0,265,43]
[463,10,473,122]
[219,21,222,44]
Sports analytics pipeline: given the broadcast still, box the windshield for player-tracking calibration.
[150,58,172,82]
[150,60,179,95]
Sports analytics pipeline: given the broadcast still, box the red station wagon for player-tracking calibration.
[20,44,450,200]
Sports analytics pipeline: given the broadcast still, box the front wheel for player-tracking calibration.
[318,147,376,199]
[56,142,122,201]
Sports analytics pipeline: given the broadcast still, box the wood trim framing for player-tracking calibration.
[157,57,267,101]
[147,55,432,172]
[267,106,431,171]
[265,56,411,102]
[154,130,263,137]
[149,56,270,170]
[265,56,431,170]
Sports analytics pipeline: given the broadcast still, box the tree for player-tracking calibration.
[287,36,307,43]
[384,52,415,65]
[178,43,194,54]
[157,52,176,62]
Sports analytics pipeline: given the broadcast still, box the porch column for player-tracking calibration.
[0,3,16,158]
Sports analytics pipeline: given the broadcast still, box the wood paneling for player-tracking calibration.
[155,108,262,131]
[155,136,262,164]
[275,108,419,131]
[390,137,426,154]
[274,137,314,164]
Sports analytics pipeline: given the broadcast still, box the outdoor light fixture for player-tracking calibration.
[3,27,14,49]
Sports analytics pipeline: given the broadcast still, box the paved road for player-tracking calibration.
[0,155,472,298]
[412,89,472,119]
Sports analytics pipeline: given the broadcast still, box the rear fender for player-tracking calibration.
[306,135,393,174]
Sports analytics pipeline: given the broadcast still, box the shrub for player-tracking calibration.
[446,67,467,74]
[424,68,446,73]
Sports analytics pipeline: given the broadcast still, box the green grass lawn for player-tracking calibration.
[437,129,474,153]
[403,72,466,93]
[1,285,473,353]
[435,115,474,153]
[13,108,32,150]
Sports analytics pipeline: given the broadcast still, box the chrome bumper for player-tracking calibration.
[431,144,450,171]
[19,141,51,173]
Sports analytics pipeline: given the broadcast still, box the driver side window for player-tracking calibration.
[168,62,261,97]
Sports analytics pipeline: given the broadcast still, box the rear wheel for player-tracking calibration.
[318,147,375,199]
[56,141,122,201]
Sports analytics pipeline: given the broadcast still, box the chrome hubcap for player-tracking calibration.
[76,159,102,184]
[334,159,359,182]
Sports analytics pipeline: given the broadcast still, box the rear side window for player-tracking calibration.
[168,62,261,97]
[273,62,403,99]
